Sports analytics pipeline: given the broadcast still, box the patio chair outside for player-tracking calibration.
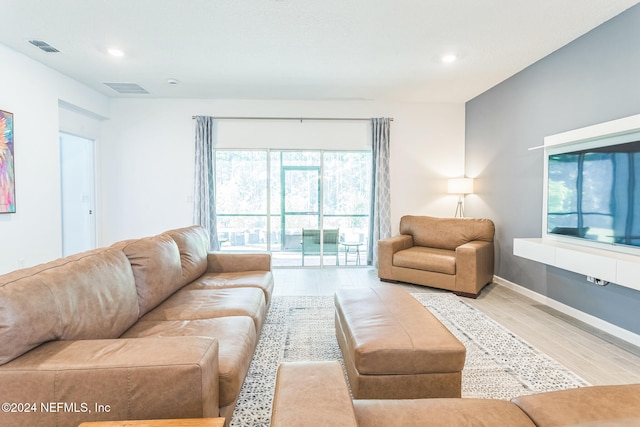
[301,229,340,266]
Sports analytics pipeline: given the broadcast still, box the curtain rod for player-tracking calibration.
[191,116,393,122]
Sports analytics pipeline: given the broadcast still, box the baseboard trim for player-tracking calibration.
[493,275,640,348]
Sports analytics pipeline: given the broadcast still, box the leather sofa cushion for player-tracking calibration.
[393,246,456,274]
[512,384,640,427]
[142,287,267,333]
[0,336,218,425]
[183,271,274,304]
[400,215,494,250]
[335,287,465,375]
[353,398,536,427]
[123,317,257,407]
[0,246,110,283]
[116,234,183,316]
[163,226,209,287]
[0,248,139,365]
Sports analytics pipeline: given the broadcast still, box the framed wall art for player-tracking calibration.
[0,110,15,213]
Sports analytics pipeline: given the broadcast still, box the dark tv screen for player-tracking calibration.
[547,140,640,248]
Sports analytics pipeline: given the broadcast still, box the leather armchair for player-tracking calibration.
[378,215,495,297]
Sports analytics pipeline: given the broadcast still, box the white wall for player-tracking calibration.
[100,99,465,244]
[0,43,109,274]
[0,41,465,270]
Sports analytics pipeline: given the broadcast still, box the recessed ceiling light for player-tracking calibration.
[167,78,179,85]
[107,48,125,57]
[441,54,457,63]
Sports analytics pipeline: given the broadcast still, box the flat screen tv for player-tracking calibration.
[547,140,640,248]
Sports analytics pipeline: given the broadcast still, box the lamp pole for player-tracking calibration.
[455,194,465,218]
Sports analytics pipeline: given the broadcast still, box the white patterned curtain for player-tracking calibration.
[368,117,392,266]
[193,116,219,251]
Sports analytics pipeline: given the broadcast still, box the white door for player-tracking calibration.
[60,133,96,256]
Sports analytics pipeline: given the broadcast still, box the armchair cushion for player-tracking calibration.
[393,247,456,274]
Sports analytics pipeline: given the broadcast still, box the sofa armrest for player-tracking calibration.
[206,252,271,273]
[271,361,358,427]
[512,384,640,427]
[455,241,495,295]
[0,336,219,426]
[378,235,413,279]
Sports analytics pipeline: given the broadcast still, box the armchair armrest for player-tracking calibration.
[378,235,413,279]
[271,361,358,427]
[0,336,219,425]
[206,252,271,273]
[455,241,495,295]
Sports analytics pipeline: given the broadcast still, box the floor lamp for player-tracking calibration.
[448,178,474,218]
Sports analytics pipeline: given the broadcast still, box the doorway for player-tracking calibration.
[60,132,96,256]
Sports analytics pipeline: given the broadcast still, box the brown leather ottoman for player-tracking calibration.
[335,287,466,399]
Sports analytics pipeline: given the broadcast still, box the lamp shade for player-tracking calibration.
[447,178,474,194]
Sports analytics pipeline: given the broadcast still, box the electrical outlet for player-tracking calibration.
[586,276,609,286]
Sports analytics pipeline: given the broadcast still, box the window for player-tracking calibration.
[214,149,371,267]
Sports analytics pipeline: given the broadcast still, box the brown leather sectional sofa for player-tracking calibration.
[271,361,640,427]
[0,225,272,427]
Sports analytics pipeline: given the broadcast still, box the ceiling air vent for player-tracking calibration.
[103,82,149,94]
[28,39,60,53]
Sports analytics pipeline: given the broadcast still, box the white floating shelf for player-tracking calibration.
[513,238,640,292]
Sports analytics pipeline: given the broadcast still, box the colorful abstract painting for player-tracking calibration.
[0,110,15,213]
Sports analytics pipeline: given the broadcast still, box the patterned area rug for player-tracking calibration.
[230,293,589,426]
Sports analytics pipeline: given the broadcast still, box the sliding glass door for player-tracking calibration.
[215,151,268,249]
[281,166,320,245]
[215,149,371,267]
[322,152,371,266]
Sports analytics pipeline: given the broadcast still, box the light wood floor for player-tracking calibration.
[272,267,640,386]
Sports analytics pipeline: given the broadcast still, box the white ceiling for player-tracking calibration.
[1,0,638,103]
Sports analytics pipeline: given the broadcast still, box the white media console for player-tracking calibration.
[513,237,640,291]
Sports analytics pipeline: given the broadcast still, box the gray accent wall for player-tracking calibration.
[465,4,640,335]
